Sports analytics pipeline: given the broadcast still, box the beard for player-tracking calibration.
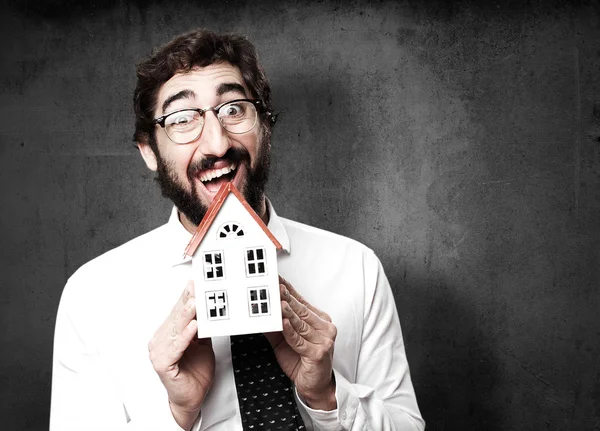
[154,139,270,227]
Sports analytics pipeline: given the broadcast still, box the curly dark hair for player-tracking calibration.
[133,29,274,152]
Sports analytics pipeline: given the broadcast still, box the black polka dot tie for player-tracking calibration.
[231,334,306,430]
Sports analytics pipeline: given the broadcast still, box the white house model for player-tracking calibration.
[183,182,283,338]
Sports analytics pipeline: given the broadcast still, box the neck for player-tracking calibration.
[179,197,269,235]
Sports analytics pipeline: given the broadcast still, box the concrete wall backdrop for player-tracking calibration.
[1,0,599,429]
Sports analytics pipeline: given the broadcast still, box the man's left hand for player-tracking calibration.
[264,276,337,411]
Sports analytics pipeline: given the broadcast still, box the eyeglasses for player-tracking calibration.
[152,99,265,145]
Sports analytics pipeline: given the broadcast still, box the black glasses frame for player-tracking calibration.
[152,98,267,128]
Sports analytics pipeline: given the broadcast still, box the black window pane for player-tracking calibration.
[260,289,267,300]
[237,230,244,236]
[224,225,230,232]
[261,302,269,313]
[219,232,227,238]
[219,307,226,316]
[247,249,254,260]
[216,266,223,277]
[250,290,257,301]
[214,253,222,264]
[248,263,256,274]
[210,308,217,317]
[258,262,265,273]
[207,269,214,279]
[205,254,212,263]
[232,224,238,231]
[251,303,259,315]
[256,248,264,260]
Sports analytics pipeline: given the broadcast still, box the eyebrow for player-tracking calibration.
[160,83,248,115]
[216,82,247,97]
[161,89,195,114]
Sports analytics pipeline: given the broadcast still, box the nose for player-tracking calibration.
[196,111,231,158]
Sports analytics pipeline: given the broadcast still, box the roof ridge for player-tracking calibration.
[183,182,281,258]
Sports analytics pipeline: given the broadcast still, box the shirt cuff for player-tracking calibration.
[190,412,203,431]
[295,369,358,431]
[141,390,199,431]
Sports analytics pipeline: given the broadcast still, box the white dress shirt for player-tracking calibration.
[50,201,424,430]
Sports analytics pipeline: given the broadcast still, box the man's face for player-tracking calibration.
[139,63,270,228]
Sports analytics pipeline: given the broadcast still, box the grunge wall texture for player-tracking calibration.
[1,0,599,429]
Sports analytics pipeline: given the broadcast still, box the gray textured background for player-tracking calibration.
[1,0,599,430]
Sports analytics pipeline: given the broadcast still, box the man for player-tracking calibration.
[50,29,424,430]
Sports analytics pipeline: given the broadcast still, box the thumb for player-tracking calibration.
[263,331,284,349]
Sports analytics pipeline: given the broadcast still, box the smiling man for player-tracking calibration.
[139,67,272,230]
[50,30,424,431]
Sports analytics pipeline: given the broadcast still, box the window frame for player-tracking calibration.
[202,250,225,281]
[247,287,270,317]
[205,290,229,321]
[217,221,245,239]
[245,246,267,278]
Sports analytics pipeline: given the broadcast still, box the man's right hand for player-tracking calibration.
[148,281,215,430]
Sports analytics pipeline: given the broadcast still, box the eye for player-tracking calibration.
[219,103,246,117]
[165,110,199,127]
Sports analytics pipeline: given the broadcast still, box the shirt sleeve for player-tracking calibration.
[300,250,425,431]
[50,276,191,431]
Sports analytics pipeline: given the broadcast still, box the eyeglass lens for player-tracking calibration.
[164,101,257,144]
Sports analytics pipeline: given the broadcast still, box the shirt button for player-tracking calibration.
[341,411,347,420]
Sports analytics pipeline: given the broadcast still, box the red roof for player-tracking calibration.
[183,182,282,257]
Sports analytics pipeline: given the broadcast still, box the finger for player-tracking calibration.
[281,318,334,361]
[153,296,196,358]
[171,280,195,315]
[280,318,311,356]
[171,280,195,324]
[155,291,196,343]
[150,282,196,354]
[172,294,196,338]
[172,296,196,338]
[283,289,333,334]
[178,280,195,310]
[263,330,285,349]
[153,319,199,374]
[279,276,332,322]
[281,301,323,344]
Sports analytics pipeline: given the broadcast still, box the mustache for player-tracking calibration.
[187,147,251,178]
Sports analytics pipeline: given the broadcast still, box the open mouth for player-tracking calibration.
[197,162,238,193]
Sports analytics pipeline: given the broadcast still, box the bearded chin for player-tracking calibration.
[154,144,270,227]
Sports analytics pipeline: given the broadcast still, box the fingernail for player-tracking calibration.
[284,288,289,299]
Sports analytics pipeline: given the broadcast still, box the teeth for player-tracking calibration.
[199,162,237,182]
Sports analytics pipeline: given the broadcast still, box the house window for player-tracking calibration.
[206,291,228,320]
[247,287,270,316]
[245,247,267,277]
[203,251,224,280]
[218,222,245,239]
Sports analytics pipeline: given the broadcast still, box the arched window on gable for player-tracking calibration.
[218,222,245,239]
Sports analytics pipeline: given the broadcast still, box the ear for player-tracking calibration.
[138,140,158,171]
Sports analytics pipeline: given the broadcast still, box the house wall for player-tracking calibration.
[1,1,599,430]
[193,194,282,337]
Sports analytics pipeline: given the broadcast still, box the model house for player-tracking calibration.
[183,182,283,338]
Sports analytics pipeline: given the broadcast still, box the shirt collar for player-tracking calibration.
[166,207,194,267]
[266,198,291,254]
[168,197,290,267]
